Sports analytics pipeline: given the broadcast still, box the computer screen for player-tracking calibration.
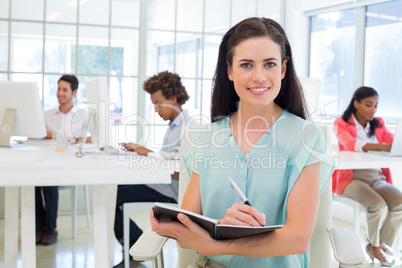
[83,76,113,149]
[0,81,47,146]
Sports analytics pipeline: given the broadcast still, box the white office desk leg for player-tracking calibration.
[20,186,36,268]
[106,185,117,264]
[92,185,117,268]
[4,187,19,268]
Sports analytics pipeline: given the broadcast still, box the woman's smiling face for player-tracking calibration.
[354,95,378,123]
[227,36,287,110]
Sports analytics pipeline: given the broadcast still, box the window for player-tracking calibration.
[0,1,9,19]
[309,0,402,122]
[145,0,280,150]
[364,0,402,121]
[1,0,141,146]
[11,22,44,73]
[1,0,280,147]
[309,8,356,117]
[0,21,8,71]
[44,24,76,74]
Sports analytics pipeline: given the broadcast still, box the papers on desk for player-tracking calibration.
[83,149,137,160]
[79,149,180,173]
[149,150,180,160]
[24,139,56,145]
[0,150,47,165]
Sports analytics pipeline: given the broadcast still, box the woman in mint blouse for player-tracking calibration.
[150,17,333,268]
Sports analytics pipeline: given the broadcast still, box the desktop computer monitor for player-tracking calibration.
[0,81,47,147]
[78,76,113,152]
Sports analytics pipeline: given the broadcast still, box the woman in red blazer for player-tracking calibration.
[333,86,402,266]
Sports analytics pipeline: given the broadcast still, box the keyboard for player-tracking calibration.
[101,147,120,155]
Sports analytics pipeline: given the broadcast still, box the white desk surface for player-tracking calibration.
[0,142,177,186]
[0,141,178,268]
[335,151,402,170]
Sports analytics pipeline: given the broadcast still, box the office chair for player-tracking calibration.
[122,201,177,268]
[327,227,367,268]
[332,194,365,234]
[120,125,198,268]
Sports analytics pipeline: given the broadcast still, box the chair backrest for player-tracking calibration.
[309,123,333,268]
[299,77,322,116]
[178,124,206,207]
[310,181,332,267]
[176,124,333,268]
[177,124,204,268]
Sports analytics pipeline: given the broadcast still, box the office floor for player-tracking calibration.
[0,212,400,268]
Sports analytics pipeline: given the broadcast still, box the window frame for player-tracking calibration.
[0,0,282,146]
[306,0,402,125]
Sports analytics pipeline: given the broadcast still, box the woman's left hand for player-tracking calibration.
[150,210,219,256]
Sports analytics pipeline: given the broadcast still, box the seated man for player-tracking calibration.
[113,71,191,268]
[36,74,88,245]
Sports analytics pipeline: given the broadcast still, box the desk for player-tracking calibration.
[336,151,402,170]
[0,141,178,268]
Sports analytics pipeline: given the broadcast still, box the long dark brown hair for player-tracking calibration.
[210,17,308,122]
[342,86,379,137]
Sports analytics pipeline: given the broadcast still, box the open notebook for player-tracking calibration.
[153,202,282,240]
[368,120,402,157]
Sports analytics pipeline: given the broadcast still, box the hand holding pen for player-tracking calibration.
[227,176,265,227]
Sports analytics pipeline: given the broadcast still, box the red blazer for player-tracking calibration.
[332,115,394,194]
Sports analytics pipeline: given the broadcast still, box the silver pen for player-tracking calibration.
[228,176,264,226]
[227,176,252,206]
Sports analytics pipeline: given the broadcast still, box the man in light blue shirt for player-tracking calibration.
[113,71,191,268]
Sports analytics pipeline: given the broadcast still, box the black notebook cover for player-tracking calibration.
[153,202,283,240]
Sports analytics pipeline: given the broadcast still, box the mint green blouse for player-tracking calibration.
[184,110,333,268]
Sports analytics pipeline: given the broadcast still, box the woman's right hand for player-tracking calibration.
[119,142,135,151]
[220,203,266,227]
[383,143,392,152]
[362,143,392,152]
[119,142,152,156]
